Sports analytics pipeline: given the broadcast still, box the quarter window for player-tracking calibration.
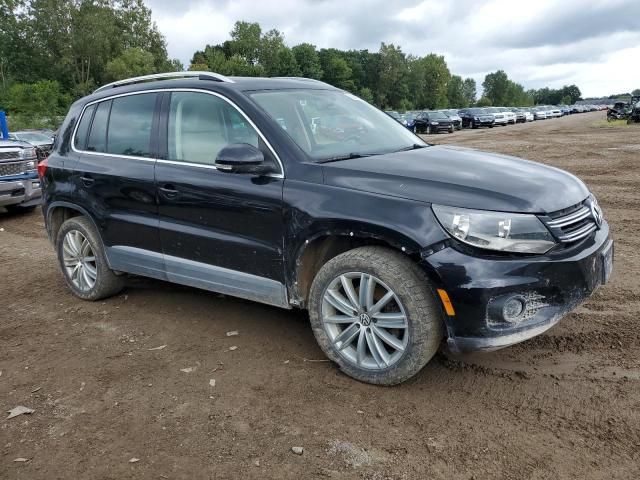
[167,92,260,166]
[74,104,96,150]
[86,100,111,153]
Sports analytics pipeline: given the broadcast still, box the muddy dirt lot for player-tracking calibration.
[1,111,639,479]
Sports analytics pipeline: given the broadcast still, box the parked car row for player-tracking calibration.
[386,103,600,134]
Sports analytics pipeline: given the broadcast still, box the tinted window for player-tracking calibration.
[86,101,111,152]
[167,92,259,165]
[107,93,157,157]
[74,104,96,150]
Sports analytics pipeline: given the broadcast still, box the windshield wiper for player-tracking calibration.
[317,152,377,164]
[393,144,428,153]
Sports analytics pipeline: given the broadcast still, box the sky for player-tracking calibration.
[146,0,640,98]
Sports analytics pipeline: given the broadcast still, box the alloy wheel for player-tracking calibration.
[321,272,409,370]
[62,230,97,291]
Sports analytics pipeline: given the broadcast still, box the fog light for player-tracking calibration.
[503,296,525,322]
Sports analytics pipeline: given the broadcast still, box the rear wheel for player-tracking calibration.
[308,247,444,385]
[56,216,125,301]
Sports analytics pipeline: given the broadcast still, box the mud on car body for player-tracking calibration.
[40,72,613,385]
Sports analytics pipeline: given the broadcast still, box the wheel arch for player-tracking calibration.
[287,223,424,307]
[46,202,102,246]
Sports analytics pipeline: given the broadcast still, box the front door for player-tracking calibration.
[155,90,287,307]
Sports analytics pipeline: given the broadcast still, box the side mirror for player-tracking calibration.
[214,143,272,175]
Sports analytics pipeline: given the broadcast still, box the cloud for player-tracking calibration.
[146,0,640,97]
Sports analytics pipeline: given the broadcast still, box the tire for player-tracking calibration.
[426,125,432,134]
[56,216,125,301]
[308,246,444,385]
[471,121,477,129]
[4,204,37,214]
[448,126,454,133]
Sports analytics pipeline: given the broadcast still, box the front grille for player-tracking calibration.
[0,161,27,177]
[0,151,20,161]
[544,201,598,243]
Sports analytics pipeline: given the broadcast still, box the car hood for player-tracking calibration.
[321,145,589,213]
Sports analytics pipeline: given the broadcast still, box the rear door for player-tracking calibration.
[71,92,163,278]
[154,90,287,307]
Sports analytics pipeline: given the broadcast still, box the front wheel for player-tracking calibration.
[56,216,125,301]
[448,126,454,133]
[308,247,444,385]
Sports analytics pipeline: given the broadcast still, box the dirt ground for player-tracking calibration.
[1,111,639,479]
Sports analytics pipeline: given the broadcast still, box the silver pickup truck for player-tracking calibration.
[0,139,42,212]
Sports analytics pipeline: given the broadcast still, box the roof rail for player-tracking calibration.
[93,71,234,94]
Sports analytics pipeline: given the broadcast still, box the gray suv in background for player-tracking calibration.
[0,139,42,213]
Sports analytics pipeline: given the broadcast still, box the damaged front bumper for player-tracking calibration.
[420,223,613,353]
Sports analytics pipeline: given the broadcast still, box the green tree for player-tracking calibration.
[462,78,476,106]
[447,75,467,108]
[229,21,261,65]
[319,49,354,91]
[5,80,69,115]
[633,88,640,96]
[476,96,492,107]
[105,47,155,81]
[482,70,510,106]
[259,28,286,76]
[420,54,450,109]
[292,43,323,79]
[276,47,301,76]
[376,43,409,109]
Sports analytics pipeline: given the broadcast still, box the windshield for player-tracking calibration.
[428,111,448,120]
[250,89,425,161]
[15,132,52,143]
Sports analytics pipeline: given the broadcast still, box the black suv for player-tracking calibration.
[40,72,613,385]
[413,111,454,134]
[458,108,495,128]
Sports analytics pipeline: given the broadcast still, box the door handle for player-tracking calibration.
[159,184,179,198]
[80,175,95,186]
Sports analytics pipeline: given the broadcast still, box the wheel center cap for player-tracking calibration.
[359,313,371,326]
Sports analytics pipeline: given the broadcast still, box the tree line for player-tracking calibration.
[188,21,584,111]
[0,0,181,128]
[0,6,591,129]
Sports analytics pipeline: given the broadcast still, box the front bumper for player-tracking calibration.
[420,223,613,353]
[0,173,42,208]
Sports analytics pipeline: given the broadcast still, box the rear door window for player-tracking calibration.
[107,93,157,157]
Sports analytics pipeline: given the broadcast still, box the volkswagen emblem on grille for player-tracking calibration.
[359,313,371,326]
[590,198,603,228]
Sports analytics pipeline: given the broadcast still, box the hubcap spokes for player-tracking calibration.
[322,273,409,370]
[62,230,97,292]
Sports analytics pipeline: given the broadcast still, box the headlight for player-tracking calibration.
[25,160,36,170]
[19,147,37,159]
[473,117,480,121]
[432,204,556,254]
[430,121,439,125]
